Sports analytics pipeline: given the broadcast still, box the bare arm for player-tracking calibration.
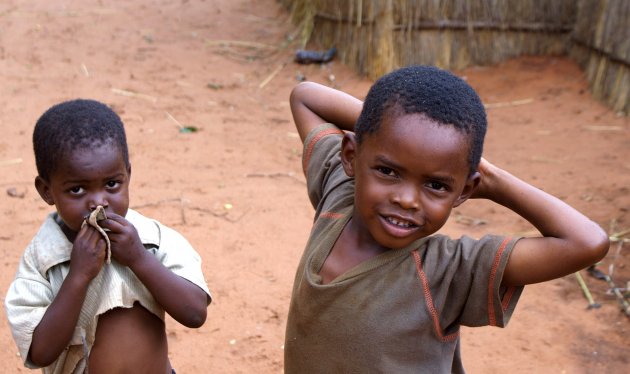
[290,81,363,142]
[29,226,106,367]
[102,214,209,328]
[472,159,609,287]
[126,252,209,327]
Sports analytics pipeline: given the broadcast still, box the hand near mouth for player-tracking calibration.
[82,205,111,264]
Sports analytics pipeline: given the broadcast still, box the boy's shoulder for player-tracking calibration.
[422,233,516,256]
[22,213,73,275]
[418,234,520,286]
[125,209,161,246]
[126,209,197,256]
[302,123,344,172]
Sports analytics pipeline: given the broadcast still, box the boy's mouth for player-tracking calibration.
[380,215,420,239]
[385,216,416,228]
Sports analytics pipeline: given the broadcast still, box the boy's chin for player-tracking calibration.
[58,220,80,242]
[372,228,437,250]
[374,236,422,251]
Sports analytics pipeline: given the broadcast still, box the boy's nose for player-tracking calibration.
[89,194,109,210]
[393,185,419,210]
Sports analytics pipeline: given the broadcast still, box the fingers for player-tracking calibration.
[80,227,107,252]
[98,212,128,232]
[477,157,491,173]
[76,223,102,245]
[71,226,107,278]
[102,212,124,222]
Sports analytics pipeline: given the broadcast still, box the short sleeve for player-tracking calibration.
[4,251,54,368]
[421,235,523,330]
[151,223,212,301]
[301,124,347,210]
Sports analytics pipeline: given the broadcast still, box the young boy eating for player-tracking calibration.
[5,99,211,373]
[284,66,609,372]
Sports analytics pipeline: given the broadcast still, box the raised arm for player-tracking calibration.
[472,158,609,287]
[290,81,363,142]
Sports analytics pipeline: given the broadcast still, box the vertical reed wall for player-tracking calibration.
[280,0,628,113]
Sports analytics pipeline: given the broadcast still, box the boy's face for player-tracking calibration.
[35,143,130,240]
[341,113,479,250]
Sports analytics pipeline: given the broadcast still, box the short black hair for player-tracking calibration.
[33,99,129,181]
[355,65,487,173]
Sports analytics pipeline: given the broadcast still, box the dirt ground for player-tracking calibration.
[1,0,629,373]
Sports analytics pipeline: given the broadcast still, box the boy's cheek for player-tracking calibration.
[61,218,83,233]
[56,207,88,233]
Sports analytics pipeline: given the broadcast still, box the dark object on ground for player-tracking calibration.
[587,265,607,280]
[294,47,336,64]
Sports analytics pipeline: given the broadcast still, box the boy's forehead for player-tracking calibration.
[360,113,472,174]
[56,142,125,169]
[61,140,118,158]
[369,112,470,147]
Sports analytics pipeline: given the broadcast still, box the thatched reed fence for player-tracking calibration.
[570,0,629,114]
[281,0,629,115]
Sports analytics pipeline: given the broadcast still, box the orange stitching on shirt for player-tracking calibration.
[487,237,511,326]
[302,128,344,174]
[412,250,459,343]
[319,211,344,219]
[501,286,517,311]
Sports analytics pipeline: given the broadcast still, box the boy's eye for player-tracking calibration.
[106,180,121,189]
[69,186,84,195]
[376,166,397,177]
[427,181,448,192]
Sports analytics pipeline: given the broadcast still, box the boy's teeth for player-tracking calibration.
[387,217,412,228]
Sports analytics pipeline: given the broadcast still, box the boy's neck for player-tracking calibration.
[319,217,388,284]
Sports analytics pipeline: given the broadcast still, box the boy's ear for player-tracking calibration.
[340,133,357,177]
[453,171,481,207]
[34,176,55,206]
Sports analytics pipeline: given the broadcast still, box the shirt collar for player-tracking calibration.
[33,209,161,274]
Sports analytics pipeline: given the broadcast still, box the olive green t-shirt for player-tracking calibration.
[284,124,523,373]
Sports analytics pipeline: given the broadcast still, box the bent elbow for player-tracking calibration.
[583,224,610,265]
[183,308,207,328]
[28,350,57,368]
[178,299,208,328]
[289,82,310,107]
[592,231,610,263]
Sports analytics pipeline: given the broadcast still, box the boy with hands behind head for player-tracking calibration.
[5,99,211,374]
[284,66,609,373]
